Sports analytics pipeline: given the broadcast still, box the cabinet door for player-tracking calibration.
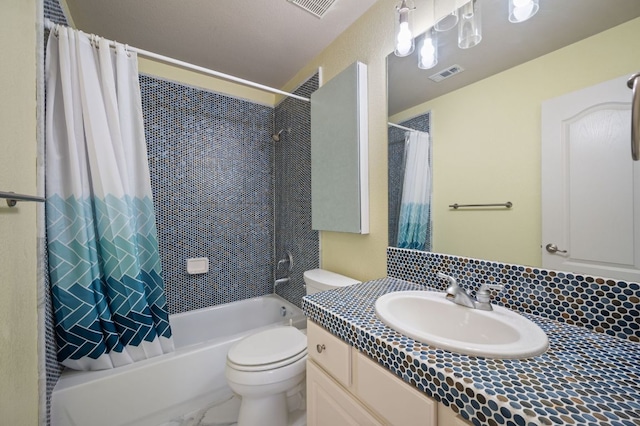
[307,320,352,388]
[307,360,383,426]
[355,351,437,425]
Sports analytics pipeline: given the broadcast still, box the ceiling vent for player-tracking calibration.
[428,65,465,83]
[288,0,337,18]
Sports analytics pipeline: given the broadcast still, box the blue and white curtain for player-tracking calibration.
[45,26,174,370]
[397,131,432,251]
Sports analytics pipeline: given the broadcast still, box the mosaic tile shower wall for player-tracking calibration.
[274,74,320,307]
[44,0,67,24]
[140,75,275,315]
[388,114,430,248]
[44,0,68,422]
[387,247,640,342]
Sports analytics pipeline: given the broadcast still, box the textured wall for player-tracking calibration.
[141,75,275,314]
[1,0,39,424]
[274,74,320,307]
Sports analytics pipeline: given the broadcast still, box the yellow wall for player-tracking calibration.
[0,0,40,423]
[137,58,276,107]
[390,17,640,266]
[281,0,414,282]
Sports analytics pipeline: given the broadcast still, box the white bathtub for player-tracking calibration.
[51,294,306,426]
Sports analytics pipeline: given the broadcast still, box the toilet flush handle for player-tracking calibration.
[316,344,326,353]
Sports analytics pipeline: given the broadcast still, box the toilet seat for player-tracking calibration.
[227,349,307,372]
[227,327,307,372]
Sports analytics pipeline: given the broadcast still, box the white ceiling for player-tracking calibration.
[388,0,640,116]
[63,0,380,90]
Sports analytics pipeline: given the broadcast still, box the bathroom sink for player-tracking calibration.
[374,291,548,359]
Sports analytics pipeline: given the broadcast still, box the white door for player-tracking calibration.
[542,74,640,281]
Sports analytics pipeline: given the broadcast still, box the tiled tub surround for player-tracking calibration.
[302,251,640,425]
[274,74,320,307]
[140,75,275,314]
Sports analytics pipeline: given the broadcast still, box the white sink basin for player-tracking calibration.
[375,291,549,359]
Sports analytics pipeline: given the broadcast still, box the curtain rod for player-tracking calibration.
[44,19,311,103]
[387,122,427,133]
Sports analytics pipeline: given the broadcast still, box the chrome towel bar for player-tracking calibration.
[449,202,512,209]
[0,191,45,207]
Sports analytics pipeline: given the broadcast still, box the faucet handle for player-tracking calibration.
[437,272,457,287]
[439,273,466,301]
[476,283,503,303]
[438,272,457,294]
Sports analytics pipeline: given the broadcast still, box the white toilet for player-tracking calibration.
[225,268,360,426]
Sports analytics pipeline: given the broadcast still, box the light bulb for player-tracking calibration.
[509,0,539,23]
[513,4,533,21]
[394,0,415,57]
[396,22,413,56]
[418,32,438,70]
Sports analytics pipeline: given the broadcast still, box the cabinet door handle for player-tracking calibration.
[316,344,326,353]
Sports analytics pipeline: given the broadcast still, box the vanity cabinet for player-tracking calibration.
[306,320,471,426]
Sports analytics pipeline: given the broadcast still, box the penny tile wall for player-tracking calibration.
[274,74,320,307]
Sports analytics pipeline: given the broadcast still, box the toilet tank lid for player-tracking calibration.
[303,268,361,287]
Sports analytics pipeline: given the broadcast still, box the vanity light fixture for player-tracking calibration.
[399,0,539,72]
[509,0,539,23]
[418,29,438,70]
[394,0,415,57]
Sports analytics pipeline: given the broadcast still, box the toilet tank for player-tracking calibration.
[303,268,361,295]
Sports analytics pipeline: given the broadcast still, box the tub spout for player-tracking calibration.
[274,277,290,293]
[275,277,290,285]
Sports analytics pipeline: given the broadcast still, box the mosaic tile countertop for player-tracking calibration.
[301,278,640,426]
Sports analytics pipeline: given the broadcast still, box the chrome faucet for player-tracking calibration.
[437,273,503,311]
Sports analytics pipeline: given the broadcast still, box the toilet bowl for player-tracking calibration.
[225,326,307,426]
[225,269,361,426]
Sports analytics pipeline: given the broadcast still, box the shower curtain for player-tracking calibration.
[397,131,432,251]
[45,26,173,370]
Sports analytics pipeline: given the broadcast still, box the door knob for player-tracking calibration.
[545,243,567,254]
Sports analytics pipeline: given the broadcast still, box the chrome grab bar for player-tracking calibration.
[0,191,45,207]
[627,72,640,161]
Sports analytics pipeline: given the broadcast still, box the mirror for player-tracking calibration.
[387,0,640,273]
